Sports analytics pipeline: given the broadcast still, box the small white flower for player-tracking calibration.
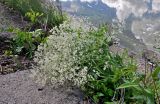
[31,16,93,88]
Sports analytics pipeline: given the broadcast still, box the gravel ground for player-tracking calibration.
[0,70,83,104]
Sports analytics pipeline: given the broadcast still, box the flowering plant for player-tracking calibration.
[32,17,94,87]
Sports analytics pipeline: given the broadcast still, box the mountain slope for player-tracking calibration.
[62,0,116,25]
[62,0,146,52]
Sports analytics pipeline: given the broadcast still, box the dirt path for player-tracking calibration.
[0,70,83,104]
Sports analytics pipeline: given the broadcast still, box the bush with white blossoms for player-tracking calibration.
[31,16,160,104]
[32,17,99,87]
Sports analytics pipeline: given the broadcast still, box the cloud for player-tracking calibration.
[80,0,97,2]
[102,0,148,22]
[151,0,160,13]
[61,0,149,22]
[61,0,160,22]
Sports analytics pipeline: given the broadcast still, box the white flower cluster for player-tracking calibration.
[32,17,93,88]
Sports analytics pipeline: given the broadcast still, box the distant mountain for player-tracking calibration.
[61,0,116,25]
[61,0,146,52]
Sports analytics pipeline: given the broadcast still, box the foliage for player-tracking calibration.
[32,18,93,87]
[25,9,43,24]
[117,66,160,104]
[77,25,160,103]
[32,17,160,103]
[8,27,46,58]
[2,0,65,28]
[74,25,137,103]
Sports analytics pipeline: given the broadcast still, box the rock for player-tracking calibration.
[142,49,160,64]
[0,32,14,39]
[0,70,83,104]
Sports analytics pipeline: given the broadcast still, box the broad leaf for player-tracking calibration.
[117,82,138,89]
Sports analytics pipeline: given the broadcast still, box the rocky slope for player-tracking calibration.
[0,2,83,104]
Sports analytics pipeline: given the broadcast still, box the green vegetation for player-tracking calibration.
[0,0,159,103]
[117,66,160,104]
[25,10,44,24]
[0,0,66,58]
[32,17,160,103]
[80,26,160,103]
[78,27,136,103]
[8,28,46,58]
[2,0,65,28]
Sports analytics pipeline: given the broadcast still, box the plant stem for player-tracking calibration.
[153,80,160,103]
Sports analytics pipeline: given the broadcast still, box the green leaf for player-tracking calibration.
[97,92,104,97]
[104,102,114,104]
[93,95,99,103]
[36,12,39,16]
[117,82,138,89]
[144,88,153,95]
[152,67,160,80]
[16,46,24,53]
[131,95,146,100]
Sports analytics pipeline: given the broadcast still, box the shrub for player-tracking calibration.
[32,17,160,103]
[8,27,46,58]
[72,25,137,103]
[32,17,134,103]
[32,17,93,87]
[117,64,160,104]
[84,53,137,103]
